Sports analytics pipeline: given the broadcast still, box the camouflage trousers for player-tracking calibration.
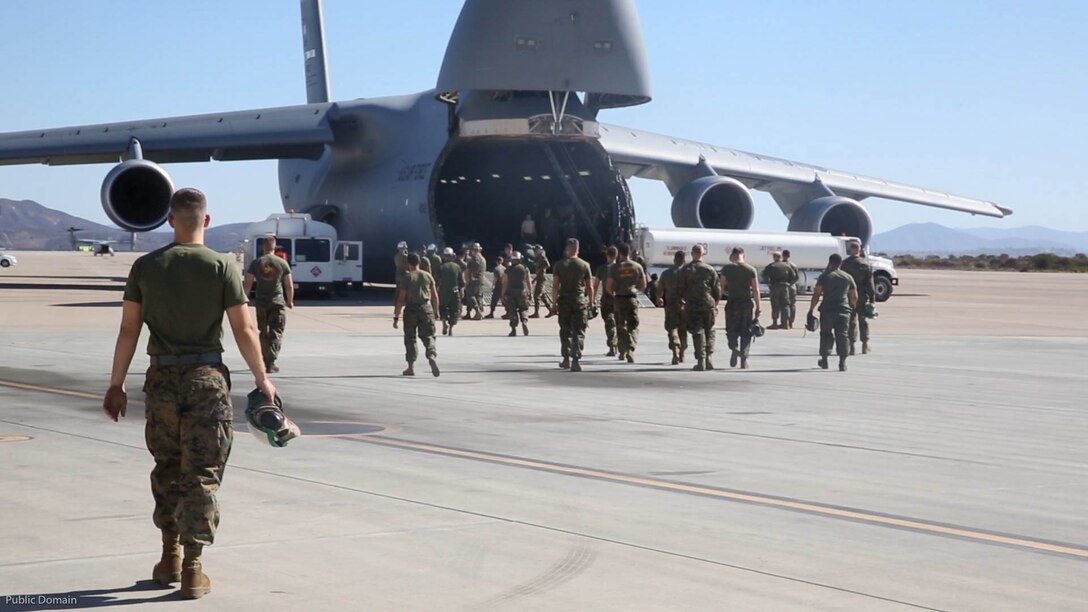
[439,293,461,327]
[144,363,233,547]
[820,307,852,358]
[599,296,616,350]
[613,295,640,355]
[489,282,504,313]
[403,304,437,363]
[465,281,483,310]
[848,298,870,344]
[788,284,798,325]
[684,307,716,360]
[505,293,529,328]
[557,298,588,360]
[664,305,688,353]
[724,303,754,358]
[533,276,552,312]
[255,303,286,369]
[769,284,792,326]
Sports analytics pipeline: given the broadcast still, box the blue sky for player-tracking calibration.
[1,0,1085,233]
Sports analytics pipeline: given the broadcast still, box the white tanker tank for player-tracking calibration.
[633,227,897,301]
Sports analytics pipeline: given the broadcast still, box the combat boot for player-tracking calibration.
[545,310,556,318]
[428,358,440,377]
[705,356,715,370]
[679,349,686,363]
[849,343,856,356]
[818,356,829,370]
[730,351,739,368]
[152,531,181,586]
[862,341,871,354]
[529,309,540,319]
[179,545,211,600]
[768,322,780,330]
[522,323,529,336]
[671,348,680,365]
[441,321,449,335]
[605,348,617,357]
[560,358,570,369]
[693,359,705,371]
[473,312,482,321]
[448,324,454,337]
[402,364,415,376]
[839,357,848,372]
[508,329,517,337]
[570,359,582,372]
[484,312,495,319]
[740,357,749,370]
[626,352,635,363]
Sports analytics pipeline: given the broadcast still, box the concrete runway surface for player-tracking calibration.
[1,252,1085,611]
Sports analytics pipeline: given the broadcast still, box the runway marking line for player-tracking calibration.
[3,377,1086,560]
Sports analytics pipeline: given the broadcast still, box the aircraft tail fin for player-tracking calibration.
[300,0,331,103]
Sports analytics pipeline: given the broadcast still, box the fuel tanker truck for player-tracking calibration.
[633,226,897,302]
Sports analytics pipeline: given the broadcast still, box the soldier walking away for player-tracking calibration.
[485,255,506,318]
[104,188,276,600]
[244,236,294,373]
[593,246,618,356]
[782,249,800,329]
[762,251,798,329]
[529,244,553,318]
[394,240,409,289]
[426,243,442,274]
[463,242,486,320]
[551,238,595,372]
[719,247,762,369]
[436,247,465,336]
[657,250,689,365]
[808,253,858,371]
[606,243,647,363]
[393,253,441,377]
[417,245,433,274]
[840,240,876,355]
[502,251,533,336]
[676,245,721,370]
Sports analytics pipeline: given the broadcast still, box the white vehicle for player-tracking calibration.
[243,213,363,296]
[0,252,16,268]
[633,227,898,301]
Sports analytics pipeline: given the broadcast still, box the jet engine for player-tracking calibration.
[100,159,175,232]
[787,196,873,245]
[670,176,755,230]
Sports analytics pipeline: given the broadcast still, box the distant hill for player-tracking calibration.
[871,223,1088,256]
[0,198,248,252]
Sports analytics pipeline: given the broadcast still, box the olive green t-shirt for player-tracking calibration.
[403,270,435,306]
[247,254,292,306]
[124,243,247,356]
[552,256,592,301]
[677,261,721,310]
[394,249,409,281]
[720,261,758,304]
[840,255,875,302]
[533,254,550,280]
[594,262,612,288]
[418,254,432,273]
[763,261,797,284]
[816,269,857,310]
[466,253,486,282]
[610,260,645,297]
[435,261,465,297]
[504,262,529,296]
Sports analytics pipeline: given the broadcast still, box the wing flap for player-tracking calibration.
[0,103,336,166]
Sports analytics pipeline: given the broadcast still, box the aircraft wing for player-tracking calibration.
[598,123,1012,218]
[0,103,337,166]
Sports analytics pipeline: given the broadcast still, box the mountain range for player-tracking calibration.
[2,197,1084,256]
[0,198,248,252]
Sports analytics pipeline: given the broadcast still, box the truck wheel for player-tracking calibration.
[874,275,893,302]
[0,259,10,268]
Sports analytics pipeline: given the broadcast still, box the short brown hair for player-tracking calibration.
[261,235,277,250]
[170,188,207,231]
[566,238,579,249]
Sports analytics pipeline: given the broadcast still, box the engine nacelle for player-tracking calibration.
[100,160,175,232]
[671,176,755,230]
[787,196,873,246]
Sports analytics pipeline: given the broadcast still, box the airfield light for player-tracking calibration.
[578,170,591,176]
[523,176,533,181]
[541,175,552,180]
[491,174,501,179]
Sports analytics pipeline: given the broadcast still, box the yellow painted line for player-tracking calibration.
[362,436,1088,559]
[2,377,1085,559]
[0,379,100,400]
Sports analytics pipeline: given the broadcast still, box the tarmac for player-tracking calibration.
[1,251,1086,611]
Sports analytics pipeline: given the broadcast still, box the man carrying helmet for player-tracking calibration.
[501,251,533,336]
[840,240,876,355]
[808,253,858,372]
[394,253,441,377]
[464,242,486,320]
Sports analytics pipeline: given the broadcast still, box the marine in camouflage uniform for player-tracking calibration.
[394,241,409,289]
[464,243,486,320]
[244,236,294,373]
[719,247,762,369]
[840,241,876,355]
[551,238,594,372]
[435,248,465,335]
[762,251,798,329]
[425,244,443,275]
[808,253,858,372]
[417,248,432,274]
[104,188,275,600]
[394,253,440,377]
[656,250,689,365]
[502,252,532,336]
[486,256,506,318]
[529,245,553,318]
[782,249,800,328]
[606,243,647,363]
[676,245,721,371]
[593,246,618,356]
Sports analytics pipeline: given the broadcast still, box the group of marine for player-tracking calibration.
[389,238,876,377]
